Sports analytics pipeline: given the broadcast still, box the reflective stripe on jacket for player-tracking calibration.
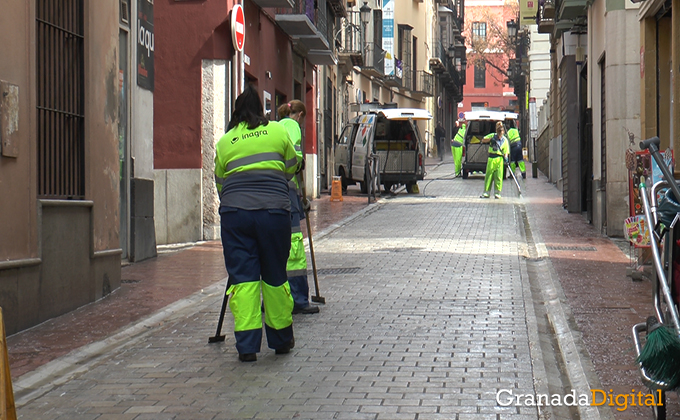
[507,128,521,144]
[280,118,303,191]
[214,121,301,210]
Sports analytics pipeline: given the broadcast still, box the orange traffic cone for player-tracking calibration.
[0,308,16,420]
[330,176,343,202]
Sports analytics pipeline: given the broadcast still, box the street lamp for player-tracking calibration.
[506,19,518,40]
[360,2,371,32]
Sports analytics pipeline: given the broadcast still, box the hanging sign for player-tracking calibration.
[137,0,154,91]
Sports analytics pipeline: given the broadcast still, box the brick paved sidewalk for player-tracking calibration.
[520,166,680,419]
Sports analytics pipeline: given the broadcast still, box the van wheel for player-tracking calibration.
[462,169,468,179]
[406,182,417,194]
[339,168,349,192]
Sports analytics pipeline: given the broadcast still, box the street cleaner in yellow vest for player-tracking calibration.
[507,127,526,179]
[480,121,510,199]
[451,120,466,177]
[277,100,319,315]
[214,85,300,362]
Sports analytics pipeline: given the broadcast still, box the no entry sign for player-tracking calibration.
[231,4,245,52]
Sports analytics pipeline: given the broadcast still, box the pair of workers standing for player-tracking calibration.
[213,85,318,363]
[450,119,524,199]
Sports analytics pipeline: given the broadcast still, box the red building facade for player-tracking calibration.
[459,0,517,115]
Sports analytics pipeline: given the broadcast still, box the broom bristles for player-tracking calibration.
[637,319,680,389]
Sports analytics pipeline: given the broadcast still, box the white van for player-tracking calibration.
[335,107,432,193]
[461,110,518,179]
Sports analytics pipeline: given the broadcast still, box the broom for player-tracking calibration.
[637,316,680,389]
[637,179,680,389]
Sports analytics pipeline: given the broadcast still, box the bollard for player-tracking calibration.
[0,308,16,420]
[330,176,343,202]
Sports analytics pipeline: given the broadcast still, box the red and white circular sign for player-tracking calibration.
[231,4,245,52]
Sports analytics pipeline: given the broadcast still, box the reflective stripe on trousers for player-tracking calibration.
[220,207,294,354]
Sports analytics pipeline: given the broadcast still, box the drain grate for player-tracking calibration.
[374,247,424,253]
[121,279,141,284]
[311,267,362,275]
[546,245,597,251]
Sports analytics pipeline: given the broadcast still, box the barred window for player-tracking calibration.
[36,0,85,198]
[474,62,486,88]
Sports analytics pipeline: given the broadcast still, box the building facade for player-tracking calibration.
[535,0,650,236]
[0,1,125,334]
[460,0,517,114]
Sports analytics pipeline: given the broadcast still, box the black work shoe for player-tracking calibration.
[521,173,526,179]
[275,338,295,355]
[292,305,320,314]
[238,353,257,362]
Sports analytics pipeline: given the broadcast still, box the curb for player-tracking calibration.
[522,201,615,420]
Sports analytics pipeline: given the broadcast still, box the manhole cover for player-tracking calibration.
[312,267,362,275]
[546,245,597,251]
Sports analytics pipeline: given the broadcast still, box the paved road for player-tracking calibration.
[14,163,576,419]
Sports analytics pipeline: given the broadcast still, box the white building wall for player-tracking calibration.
[528,26,551,109]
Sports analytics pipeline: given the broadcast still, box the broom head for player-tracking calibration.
[637,316,680,389]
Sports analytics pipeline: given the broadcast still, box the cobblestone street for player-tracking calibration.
[13,162,548,420]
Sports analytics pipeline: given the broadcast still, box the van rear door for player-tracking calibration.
[351,114,375,182]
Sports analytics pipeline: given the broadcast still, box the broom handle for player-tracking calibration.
[640,182,680,334]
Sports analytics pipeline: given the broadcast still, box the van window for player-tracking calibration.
[466,120,498,144]
[337,124,357,145]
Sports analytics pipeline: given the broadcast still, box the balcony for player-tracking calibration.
[337,12,363,73]
[384,60,403,87]
[537,18,555,33]
[410,70,434,98]
[402,70,434,100]
[362,42,385,78]
[429,41,447,73]
[275,0,318,37]
[277,0,335,65]
[251,0,293,10]
[327,0,347,18]
[557,0,587,20]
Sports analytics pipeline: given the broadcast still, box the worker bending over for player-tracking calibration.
[507,127,526,179]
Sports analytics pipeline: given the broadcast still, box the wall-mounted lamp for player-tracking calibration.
[265,71,272,79]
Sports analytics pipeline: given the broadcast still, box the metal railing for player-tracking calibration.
[413,70,434,95]
[276,0,330,47]
[363,42,385,75]
[341,12,362,54]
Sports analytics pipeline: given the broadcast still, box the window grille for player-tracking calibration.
[36,0,85,199]
[474,62,486,88]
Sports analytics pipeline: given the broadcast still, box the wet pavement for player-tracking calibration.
[6,154,680,419]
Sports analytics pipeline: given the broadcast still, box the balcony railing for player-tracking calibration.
[276,0,329,41]
[412,70,434,96]
[384,59,402,87]
[338,11,363,65]
[429,41,448,72]
[362,42,385,77]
